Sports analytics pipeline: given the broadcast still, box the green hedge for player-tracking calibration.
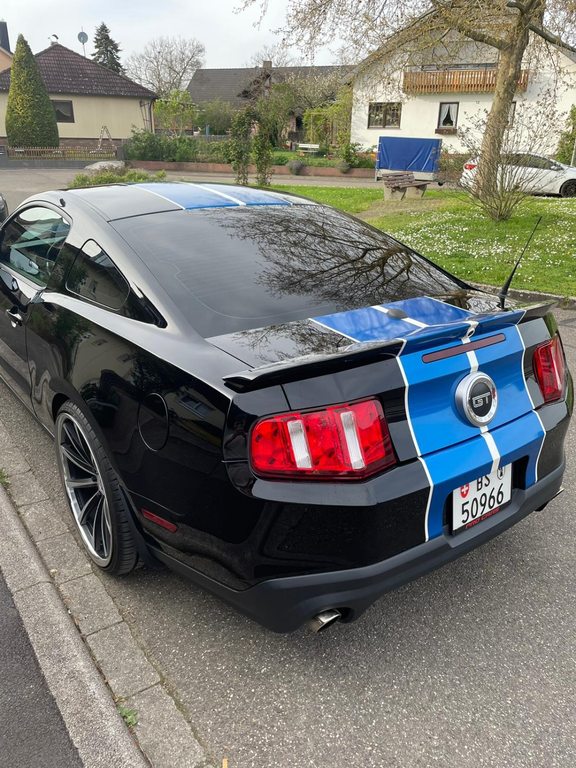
[124,131,376,169]
[124,130,232,163]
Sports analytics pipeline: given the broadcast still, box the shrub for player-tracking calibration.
[556,105,576,165]
[69,168,166,188]
[337,160,351,174]
[288,159,306,175]
[124,130,167,161]
[229,108,255,185]
[6,35,59,147]
[196,140,232,163]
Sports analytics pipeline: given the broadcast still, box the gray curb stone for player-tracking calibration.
[0,486,148,768]
[0,413,211,767]
[87,622,160,698]
[127,686,207,768]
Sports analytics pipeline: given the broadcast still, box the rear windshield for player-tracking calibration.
[113,204,463,338]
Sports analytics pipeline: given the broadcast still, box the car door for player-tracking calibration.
[523,155,561,194]
[0,205,70,403]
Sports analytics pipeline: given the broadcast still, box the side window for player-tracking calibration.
[526,155,554,170]
[0,206,70,286]
[66,240,130,310]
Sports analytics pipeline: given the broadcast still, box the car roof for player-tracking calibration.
[66,182,315,221]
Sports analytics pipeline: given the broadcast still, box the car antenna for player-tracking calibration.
[498,215,542,310]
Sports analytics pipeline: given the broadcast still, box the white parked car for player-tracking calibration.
[460,153,576,197]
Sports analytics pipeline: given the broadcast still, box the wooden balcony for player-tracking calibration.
[403,68,529,94]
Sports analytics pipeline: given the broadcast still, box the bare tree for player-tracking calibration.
[240,0,576,213]
[244,42,296,68]
[125,36,205,97]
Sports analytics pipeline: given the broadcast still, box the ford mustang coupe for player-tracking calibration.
[0,182,570,632]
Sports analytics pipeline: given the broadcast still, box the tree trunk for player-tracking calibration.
[476,14,531,206]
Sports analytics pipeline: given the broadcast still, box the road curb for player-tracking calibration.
[0,485,149,768]
[0,413,214,768]
[471,282,576,309]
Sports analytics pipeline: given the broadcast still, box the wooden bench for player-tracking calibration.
[382,172,428,200]
[297,143,321,155]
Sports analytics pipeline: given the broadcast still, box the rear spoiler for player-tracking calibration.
[223,339,404,392]
[223,302,557,392]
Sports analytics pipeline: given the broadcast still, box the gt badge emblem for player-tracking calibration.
[455,372,498,427]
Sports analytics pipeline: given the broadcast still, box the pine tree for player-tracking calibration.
[5,34,59,147]
[92,23,124,73]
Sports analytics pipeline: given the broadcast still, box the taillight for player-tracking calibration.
[463,162,477,171]
[250,399,396,480]
[533,335,566,403]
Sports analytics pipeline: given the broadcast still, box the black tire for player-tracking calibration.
[560,179,576,198]
[54,400,138,575]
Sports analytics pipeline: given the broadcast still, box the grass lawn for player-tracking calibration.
[272,186,576,297]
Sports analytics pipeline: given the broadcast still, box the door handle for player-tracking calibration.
[6,308,22,327]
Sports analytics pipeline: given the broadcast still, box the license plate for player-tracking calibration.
[452,465,512,532]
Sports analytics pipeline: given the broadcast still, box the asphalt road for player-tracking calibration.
[0,166,380,216]
[1,170,575,767]
[0,569,82,768]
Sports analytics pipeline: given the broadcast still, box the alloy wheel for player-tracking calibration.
[57,413,113,566]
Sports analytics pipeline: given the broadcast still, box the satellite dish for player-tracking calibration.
[78,31,88,44]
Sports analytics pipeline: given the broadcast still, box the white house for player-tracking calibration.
[350,19,576,158]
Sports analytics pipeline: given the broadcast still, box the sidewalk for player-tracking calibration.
[0,477,149,768]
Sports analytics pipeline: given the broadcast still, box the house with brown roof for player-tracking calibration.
[188,62,351,139]
[0,42,156,145]
[0,22,12,73]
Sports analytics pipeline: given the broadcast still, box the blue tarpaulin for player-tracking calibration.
[377,137,442,174]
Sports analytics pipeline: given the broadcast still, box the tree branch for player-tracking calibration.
[432,4,507,49]
[525,20,576,53]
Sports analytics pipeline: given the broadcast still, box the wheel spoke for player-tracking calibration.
[78,489,100,526]
[63,421,92,465]
[60,444,94,475]
[67,476,98,490]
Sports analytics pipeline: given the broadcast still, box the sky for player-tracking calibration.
[1,0,336,67]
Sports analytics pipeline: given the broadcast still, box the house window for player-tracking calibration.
[437,102,459,133]
[368,102,402,129]
[51,100,74,123]
[508,101,517,127]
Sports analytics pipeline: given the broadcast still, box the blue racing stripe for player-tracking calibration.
[382,296,472,325]
[313,306,418,341]
[134,183,238,209]
[202,184,293,206]
[312,298,548,543]
[423,410,546,538]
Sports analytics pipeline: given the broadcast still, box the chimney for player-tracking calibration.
[262,60,272,70]
[0,21,10,53]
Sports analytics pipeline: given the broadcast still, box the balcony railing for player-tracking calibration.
[403,68,529,94]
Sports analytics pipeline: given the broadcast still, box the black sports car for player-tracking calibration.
[0,182,570,632]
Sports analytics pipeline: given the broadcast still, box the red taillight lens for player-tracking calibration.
[250,399,396,480]
[533,335,566,403]
[463,162,477,171]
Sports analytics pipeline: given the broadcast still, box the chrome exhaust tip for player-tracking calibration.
[307,609,342,634]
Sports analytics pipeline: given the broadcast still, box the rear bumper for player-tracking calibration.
[154,460,565,632]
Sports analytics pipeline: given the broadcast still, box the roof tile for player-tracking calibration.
[0,44,156,99]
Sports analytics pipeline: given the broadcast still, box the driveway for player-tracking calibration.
[1,169,575,768]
